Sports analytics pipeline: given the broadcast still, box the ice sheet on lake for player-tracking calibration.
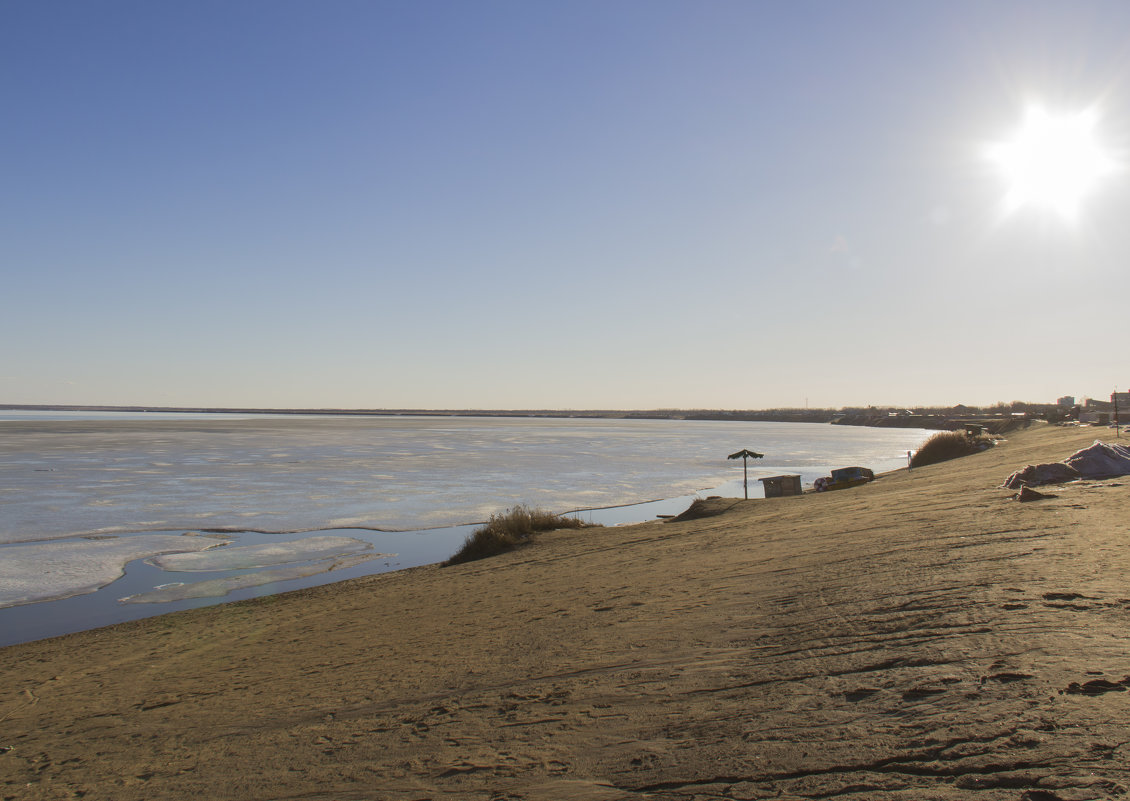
[0,416,931,543]
[150,535,373,571]
[119,553,388,604]
[0,534,230,609]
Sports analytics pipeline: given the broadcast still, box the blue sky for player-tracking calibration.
[4,1,1129,409]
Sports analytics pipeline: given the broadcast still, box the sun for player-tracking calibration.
[986,104,1118,221]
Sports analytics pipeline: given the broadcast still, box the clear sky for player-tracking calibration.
[4,1,1129,410]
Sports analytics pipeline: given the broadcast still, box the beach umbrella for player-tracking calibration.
[727,449,764,499]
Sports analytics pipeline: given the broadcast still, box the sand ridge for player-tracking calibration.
[3,423,1130,799]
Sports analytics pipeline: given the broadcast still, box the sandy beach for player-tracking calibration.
[3,422,1129,800]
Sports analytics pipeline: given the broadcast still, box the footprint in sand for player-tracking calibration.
[983,672,1034,684]
[1062,677,1130,695]
[901,686,947,702]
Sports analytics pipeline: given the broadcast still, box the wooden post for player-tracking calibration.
[1115,389,1120,438]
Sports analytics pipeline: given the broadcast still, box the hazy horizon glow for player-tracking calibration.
[4,1,1129,410]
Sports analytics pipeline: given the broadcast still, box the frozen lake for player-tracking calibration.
[0,413,930,644]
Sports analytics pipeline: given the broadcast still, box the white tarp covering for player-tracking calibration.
[1063,440,1130,478]
[1002,440,1130,489]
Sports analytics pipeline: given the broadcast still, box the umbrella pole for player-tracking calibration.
[743,456,748,499]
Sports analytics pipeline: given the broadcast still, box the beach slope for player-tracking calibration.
[3,424,1129,800]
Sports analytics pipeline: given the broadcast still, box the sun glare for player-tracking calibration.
[986,104,1118,222]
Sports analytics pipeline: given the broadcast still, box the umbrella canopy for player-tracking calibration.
[728,449,763,499]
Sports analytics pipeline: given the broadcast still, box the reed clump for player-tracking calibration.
[910,431,994,468]
[445,505,593,565]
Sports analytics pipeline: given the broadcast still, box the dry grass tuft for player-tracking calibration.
[445,505,593,565]
[910,431,994,468]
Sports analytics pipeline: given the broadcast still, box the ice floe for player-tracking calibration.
[150,535,374,571]
[0,534,230,609]
[120,553,388,604]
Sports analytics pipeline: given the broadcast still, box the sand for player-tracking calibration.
[3,423,1130,800]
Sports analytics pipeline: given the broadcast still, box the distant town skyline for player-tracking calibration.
[1,394,1118,415]
[4,1,1129,410]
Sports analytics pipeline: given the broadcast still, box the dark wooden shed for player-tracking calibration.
[759,475,802,498]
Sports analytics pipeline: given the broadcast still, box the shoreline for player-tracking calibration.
[0,436,925,647]
[4,423,1128,798]
[0,488,729,648]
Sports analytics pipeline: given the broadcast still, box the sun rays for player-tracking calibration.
[985,104,1119,223]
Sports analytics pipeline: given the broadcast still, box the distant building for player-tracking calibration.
[1057,396,1075,407]
[1079,397,1104,424]
[1113,392,1130,409]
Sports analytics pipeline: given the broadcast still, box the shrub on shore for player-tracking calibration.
[445,505,593,566]
[910,431,994,468]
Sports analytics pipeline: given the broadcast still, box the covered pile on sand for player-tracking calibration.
[1002,438,1130,488]
[3,423,1130,800]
